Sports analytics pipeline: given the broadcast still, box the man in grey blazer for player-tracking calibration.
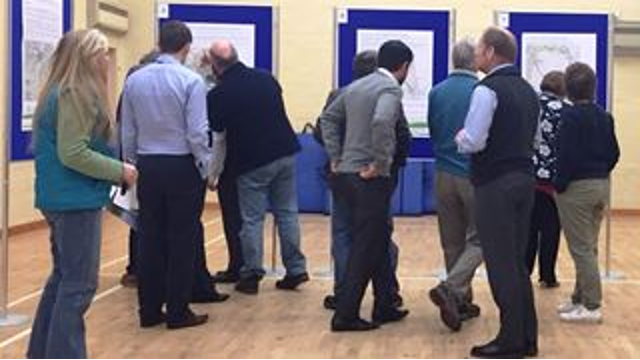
[320,40,413,332]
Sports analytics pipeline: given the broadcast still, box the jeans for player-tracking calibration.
[237,155,307,279]
[27,210,102,359]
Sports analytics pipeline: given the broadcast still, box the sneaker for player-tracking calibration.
[557,300,580,314]
[559,305,602,323]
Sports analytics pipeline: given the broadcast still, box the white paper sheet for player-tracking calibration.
[356,29,434,137]
[184,22,256,86]
[22,0,63,131]
[522,32,598,91]
[110,185,139,211]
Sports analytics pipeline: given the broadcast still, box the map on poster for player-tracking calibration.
[184,22,256,87]
[522,32,597,91]
[22,0,63,131]
[356,29,434,137]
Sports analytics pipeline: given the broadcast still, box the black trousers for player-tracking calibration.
[334,174,394,321]
[137,155,205,322]
[217,170,244,275]
[475,172,537,349]
[125,230,138,275]
[526,189,561,283]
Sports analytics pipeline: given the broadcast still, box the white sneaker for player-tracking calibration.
[559,305,603,323]
[557,300,580,314]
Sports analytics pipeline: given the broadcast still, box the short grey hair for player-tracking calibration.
[452,38,476,71]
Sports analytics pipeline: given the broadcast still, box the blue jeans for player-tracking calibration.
[237,156,307,278]
[27,210,102,359]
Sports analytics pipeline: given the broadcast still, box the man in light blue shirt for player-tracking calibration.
[121,20,215,330]
[121,55,210,176]
[427,39,483,333]
[455,27,539,358]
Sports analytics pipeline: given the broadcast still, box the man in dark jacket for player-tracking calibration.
[207,40,308,295]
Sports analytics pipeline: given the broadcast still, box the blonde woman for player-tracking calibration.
[27,29,137,358]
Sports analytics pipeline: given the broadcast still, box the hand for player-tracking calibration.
[122,163,138,187]
[207,176,218,191]
[330,161,339,174]
[359,164,379,180]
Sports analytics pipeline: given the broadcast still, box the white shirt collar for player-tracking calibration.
[377,68,399,86]
[487,63,513,76]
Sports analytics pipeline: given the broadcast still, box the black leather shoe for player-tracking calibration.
[331,316,379,332]
[140,313,165,328]
[372,308,410,325]
[392,293,404,308]
[525,343,538,357]
[429,284,461,331]
[120,273,138,288]
[323,295,337,310]
[167,312,209,330]
[470,342,526,358]
[539,279,560,289]
[235,277,259,295]
[212,270,240,284]
[191,291,230,304]
[459,302,481,321]
[275,272,310,290]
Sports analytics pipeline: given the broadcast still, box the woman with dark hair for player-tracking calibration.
[526,71,567,289]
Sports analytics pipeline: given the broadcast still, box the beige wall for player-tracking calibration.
[5,0,640,227]
[127,0,640,211]
[1,2,7,225]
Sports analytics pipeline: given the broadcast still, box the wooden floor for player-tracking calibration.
[1,209,639,358]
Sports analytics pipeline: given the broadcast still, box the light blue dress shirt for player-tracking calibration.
[121,54,211,178]
[455,63,515,154]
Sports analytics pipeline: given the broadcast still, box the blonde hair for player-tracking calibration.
[33,29,112,138]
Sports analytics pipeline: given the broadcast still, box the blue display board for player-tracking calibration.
[158,3,275,72]
[9,0,73,160]
[336,8,452,158]
[498,11,612,109]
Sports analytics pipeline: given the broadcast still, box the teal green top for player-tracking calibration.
[34,87,123,211]
[427,70,478,178]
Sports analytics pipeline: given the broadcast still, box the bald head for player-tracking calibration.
[209,40,239,75]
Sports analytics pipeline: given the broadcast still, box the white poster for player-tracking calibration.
[184,22,256,86]
[522,32,597,91]
[356,29,434,137]
[22,0,63,131]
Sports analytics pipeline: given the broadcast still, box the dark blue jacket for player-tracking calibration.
[207,63,300,175]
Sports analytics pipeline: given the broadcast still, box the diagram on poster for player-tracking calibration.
[184,22,256,86]
[356,29,434,137]
[22,0,63,131]
[522,32,597,91]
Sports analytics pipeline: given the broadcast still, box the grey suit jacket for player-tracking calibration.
[319,70,403,177]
